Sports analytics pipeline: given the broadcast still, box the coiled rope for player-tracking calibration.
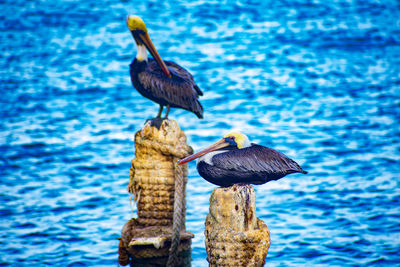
[166,158,185,266]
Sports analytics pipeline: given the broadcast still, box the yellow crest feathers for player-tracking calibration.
[224,132,251,149]
[126,15,147,32]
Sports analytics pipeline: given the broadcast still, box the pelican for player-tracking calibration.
[178,132,307,187]
[127,15,203,120]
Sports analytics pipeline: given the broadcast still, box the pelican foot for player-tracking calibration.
[146,117,165,129]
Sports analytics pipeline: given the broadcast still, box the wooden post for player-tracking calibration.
[118,119,194,266]
[205,184,271,267]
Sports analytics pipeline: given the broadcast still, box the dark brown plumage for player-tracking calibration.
[130,58,203,118]
[197,144,307,187]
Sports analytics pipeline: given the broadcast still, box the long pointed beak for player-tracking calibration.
[134,31,171,78]
[177,138,230,165]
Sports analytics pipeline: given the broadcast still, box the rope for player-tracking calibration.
[138,139,191,159]
[167,158,185,267]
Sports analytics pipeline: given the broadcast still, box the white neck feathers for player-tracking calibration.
[198,150,225,166]
[136,45,147,61]
[242,137,251,148]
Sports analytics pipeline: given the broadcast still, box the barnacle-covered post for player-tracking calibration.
[118,119,194,266]
[205,184,271,267]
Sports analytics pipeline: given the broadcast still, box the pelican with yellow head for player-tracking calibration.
[127,15,203,120]
[178,132,307,187]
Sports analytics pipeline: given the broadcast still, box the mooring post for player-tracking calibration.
[118,119,194,266]
[205,184,271,267]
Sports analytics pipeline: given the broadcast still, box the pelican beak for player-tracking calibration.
[126,16,171,78]
[177,138,230,165]
[129,29,171,78]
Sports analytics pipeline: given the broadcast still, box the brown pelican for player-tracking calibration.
[127,15,203,120]
[178,132,307,187]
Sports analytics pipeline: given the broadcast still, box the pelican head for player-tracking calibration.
[223,132,251,149]
[126,15,148,34]
[126,15,171,77]
[177,132,251,165]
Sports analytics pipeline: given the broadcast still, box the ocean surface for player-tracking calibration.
[1,0,400,266]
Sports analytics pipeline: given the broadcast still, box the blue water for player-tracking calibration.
[1,0,400,266]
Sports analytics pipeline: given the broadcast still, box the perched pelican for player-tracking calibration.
[127,15,204,119]
[178,132,307,187]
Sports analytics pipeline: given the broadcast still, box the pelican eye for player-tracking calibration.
[225,136,237,146]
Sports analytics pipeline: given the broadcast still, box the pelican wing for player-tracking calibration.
[212,144,307,176]
[138,59,203,118]
[163,61,203,96]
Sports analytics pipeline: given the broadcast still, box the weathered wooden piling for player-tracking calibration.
[205,184,270,267]
[118,119,194,266]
